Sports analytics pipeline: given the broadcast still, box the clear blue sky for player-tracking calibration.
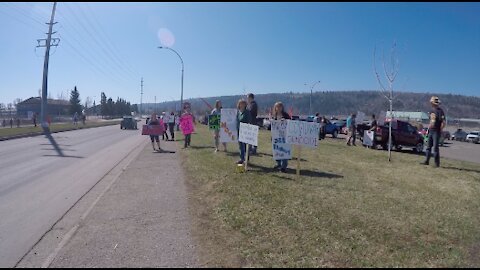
[0,2,479,106]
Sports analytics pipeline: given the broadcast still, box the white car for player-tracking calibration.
[466,131,480,144]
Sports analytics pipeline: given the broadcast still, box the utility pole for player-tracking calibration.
[37,2,59,129]
[140,77,144,116]
[154,96,157,113]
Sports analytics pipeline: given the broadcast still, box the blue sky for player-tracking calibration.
[0,2,479,106]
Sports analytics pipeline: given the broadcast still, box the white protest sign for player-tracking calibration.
[220,108,238,143]
[285,120,320,148]
[356,111,365,124]
[239,122,259,146]
[163,114,170,124]
[363,130,374,147]
[271,120,292,160]
[378,111,386,126]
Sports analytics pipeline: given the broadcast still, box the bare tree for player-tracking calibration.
[374,42,399,162]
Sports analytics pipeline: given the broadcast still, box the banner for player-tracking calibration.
[141,124,165,135]
[363,130,374,147]
[180,114,195,135]
[285,120,320,148]
[271,120,292,160]
[239,122,259,146]
[208,114,221,130]
[220,109,238,143]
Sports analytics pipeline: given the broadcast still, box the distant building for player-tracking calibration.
[16,97,70,118]
[386,111,430,122]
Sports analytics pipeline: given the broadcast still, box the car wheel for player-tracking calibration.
[332,130,338,138]
[413,142,423,153]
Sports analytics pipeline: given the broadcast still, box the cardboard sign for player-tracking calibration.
[356,111,366,124]
[285,120,320,148]
[162,114,170,124]
[142,124,165,135]
[271,120,292,160]
[363,130,374,146]
[208,114,221,130]
[239,122,259,146]
[220,109,238,143]
[180,114,195,135]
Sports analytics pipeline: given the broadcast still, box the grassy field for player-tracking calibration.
[0,120,120,139]
[180,125,480,268]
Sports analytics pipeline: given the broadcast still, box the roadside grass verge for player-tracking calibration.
[180,125,480,267]
[0,120,120,139]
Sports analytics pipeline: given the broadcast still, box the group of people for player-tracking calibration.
[1,118,21,128]
[145,106,194,152]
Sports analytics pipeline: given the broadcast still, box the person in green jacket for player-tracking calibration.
[236,99,251,164]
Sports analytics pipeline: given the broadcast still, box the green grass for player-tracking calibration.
[0,121,120,138]
[180,125,480,268]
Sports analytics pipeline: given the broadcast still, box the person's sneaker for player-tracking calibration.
[346,142,351,146]
[273,164,281,170]
[280,168,287,173]
[237,160,244,165]
[420,161,429,166]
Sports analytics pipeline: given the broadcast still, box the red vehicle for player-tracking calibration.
[375,120,424,153]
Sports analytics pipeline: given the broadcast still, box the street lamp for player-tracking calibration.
[157,46,184,116]
[305,81,321,115]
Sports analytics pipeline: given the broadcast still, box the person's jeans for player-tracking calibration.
[239,142,247,162]
[425,130,440,166]
[347,129,356,144]
[276,159,288,170]
[249,145,257,154]
[168,123,175,140]
[184,134,191,147]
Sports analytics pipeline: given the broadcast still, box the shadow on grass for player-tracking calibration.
[442,166,480,174]
[42,127,84,159]
[247,163,343,180]
[153,149,176,154]
[188,145,215,150]
[256,152,308,162]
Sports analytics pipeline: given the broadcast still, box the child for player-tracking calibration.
[236,99,251,164]
[180,104,195,148]
[272,102,291,173]
[211,100,227,153]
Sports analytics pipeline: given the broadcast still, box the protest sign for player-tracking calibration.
[208,114,221,130]
[363,130,374,147]
[285,120,320,148]
[271,120,292,160]
[180,114,194,135]
[141,124,165,135]
[162,114,170,124]
[220,109,238,143]
[356,111,366,124]
[239,122,259,146]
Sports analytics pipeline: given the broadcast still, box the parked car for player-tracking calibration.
[305,116,341,138]
[375,119,424,152]
[442,130,451,140]
[120,116,138,130]
[451,129,468,141]
[466,131,480,144]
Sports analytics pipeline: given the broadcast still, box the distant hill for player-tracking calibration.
[138,91,480,119]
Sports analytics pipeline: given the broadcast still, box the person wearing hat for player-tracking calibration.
[421,96,445,167]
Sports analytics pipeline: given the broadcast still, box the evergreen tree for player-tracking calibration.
[100,92,107,116]
[69,86,82,115]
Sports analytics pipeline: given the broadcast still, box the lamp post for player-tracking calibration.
[157,46,184,117]
[305,81,321,115]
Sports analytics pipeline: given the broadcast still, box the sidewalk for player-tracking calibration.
[47,140,200,267]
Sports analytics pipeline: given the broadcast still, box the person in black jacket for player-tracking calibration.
[272,102,291,173]
[247,93,259,155]
[421,96,446,167]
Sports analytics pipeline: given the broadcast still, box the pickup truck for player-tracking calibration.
[375,120,424,153]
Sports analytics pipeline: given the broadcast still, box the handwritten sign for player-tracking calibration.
[208,114,221,130]
[162,114,170,124]
[141,124,165,135]
[285,120,320,148]
[363,130,374,147]
[239,123,259,146]
[220,109,238,143]
[271,120,292,160]
[180,114,194,135]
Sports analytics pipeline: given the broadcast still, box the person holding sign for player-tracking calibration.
[180,106,195,149]
[211,100,227,153]
[236,99,251,165]
[147,113,162,151]
[272,102,291,173]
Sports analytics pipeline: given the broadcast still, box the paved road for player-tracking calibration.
[0,125,145,267]
[441,140,480,164]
